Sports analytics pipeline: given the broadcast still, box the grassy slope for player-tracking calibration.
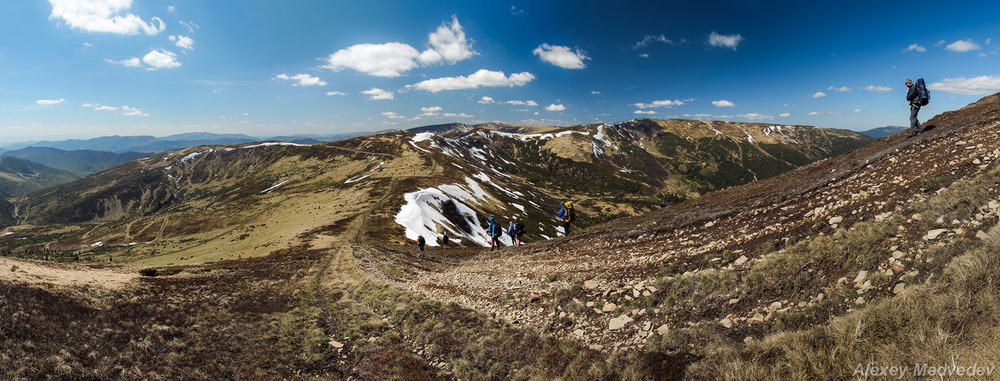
[0,156,78,199]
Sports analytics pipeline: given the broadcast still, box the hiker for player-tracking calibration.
[905,78,928,136]
[557,201,574,236]
[441,231,449,247]
[417,236,426,251]
[488,217,502,250]
[509,217,525,246]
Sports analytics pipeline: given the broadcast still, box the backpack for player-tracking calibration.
[563,202,574,222]
[515,221,524,235]
[915,78,930,106]
[489,222,501,238]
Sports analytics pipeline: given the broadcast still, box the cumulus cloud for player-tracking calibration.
[633,99,684,109]
[322,42,420,77]
[169,35,194,50]
[505,100,538,106]
[862,85,893,92]
[633,34,672,49]
[420,106,442,116]
[927,76,1000,95]
[443,112,473,118]
[419,15,476,64]
[86,103,147,116]
[36,98,65,106]
[274,73,327,86]
[738,113,771,120]
[778,112,791,117]
[827,86,851,92]
[381,111,405,119]
[811,91,827,98]
[326,91,346,96]
[634,110,657,115]
[902,43,926,53]
[545,104,566,111]
[533,43,589,69]
[708,31,743,50]
[478,96,494,104]
[121,105,148,116]
[712,100,735,107]
[408,69,535,92]
[807,111,840,116]
[946,39,981,52]
[105,57,141,67]
[322,16,475,77]
[362,88,394,100]
[48,0,165,35]
[142,49,181,70]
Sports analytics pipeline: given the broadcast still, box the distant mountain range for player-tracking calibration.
[858,126,907,138]
[0,156,78,199]
[0,132,367,154]
[2,147,150,177]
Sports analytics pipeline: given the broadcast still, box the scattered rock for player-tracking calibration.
[893,283,906,295]
[892,251,905,259]
[573,329,585,338]
[329,340,344,349]
[976,230,991,240]
[853,271,869,287]
[748,313,765,324]
[602,303,617,312]
[584,280,600,289]
[734,255,749,266]
[720,318,733,328]
[924,229,948,240]
[656,324,669,336]
[743,337,755,345]
[912,213,923,221]
[609,314,633,330]
[829,216,843,225]
[855,297,865,305]
[768,301,782,312]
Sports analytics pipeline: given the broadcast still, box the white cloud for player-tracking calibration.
[362,88,394,100]
[902,43,926,53]
[179,20,198,33]
[633,99,684,109]
[637,53,650,58]
[711,99,735,107]
[504,100,538,106]
[408,69,535,92]
[633,34,672,49]
[121,105,148,116]
[443,112,473,118]
[946,39,981,52]
[169,35,194,50]
[935,40,946,46]
[988,38,993,46]
[927,76,1000,95]
[634,110,657,115]
[545,104,566,111]
[778,112,791,117]
[590,91,600,95]
[167,5,175,12]
[854,109,862,113]
[322,42,420,77]
[708,31,743,50]
[48,0,165,35]
[106,57,141,67]
[827,86,851,92]
[811,91,827,98]
[419,15,476,64]
[322,16,475,77]
[274,73,327,86]
[862,85,893,92]
[420,106,442,116]
[94,105,117,111]
[381,111,405,119]
[82,42,92,47]
[478,96,495,104]
[533,43,589,69]
[326,91,346,96]
[142,49,181,70]
[807,111,840,116]
[36,98,65,106]
[738,113,772,120]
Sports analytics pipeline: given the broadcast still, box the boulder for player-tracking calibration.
[924,229,948,240]
[720,318,733,328]
[734,255,749,266]
[853,271,869,287]
[609,314,633,330]
[602,303,617,312]
[893,283,906,295]
[656,324,669,336]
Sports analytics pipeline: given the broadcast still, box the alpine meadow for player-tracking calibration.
[4,1,1000,380]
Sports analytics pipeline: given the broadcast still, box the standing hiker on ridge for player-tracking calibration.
[508,217,525,246]
[441,231,449,247]
[417,236,426,252]
[905,78,930,136]
[557,201,574,236]
[488,217,502,250]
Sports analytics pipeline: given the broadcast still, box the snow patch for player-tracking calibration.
[394,187,513,247]
[260,180,289,194]
[243,142,309,148]
[180,149,213,163]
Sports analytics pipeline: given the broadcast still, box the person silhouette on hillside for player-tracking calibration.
[417,236,426,252]
[488,217,502,250]
[441,231,449,247]
[905,78,923,136]
[508,218,525,246]
[557,201,574,236]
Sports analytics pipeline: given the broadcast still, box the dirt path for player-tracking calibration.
[0,256,136,290]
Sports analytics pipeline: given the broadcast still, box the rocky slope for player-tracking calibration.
[364,92,1000,356]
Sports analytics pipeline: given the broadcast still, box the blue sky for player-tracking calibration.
[2,0,1000,141]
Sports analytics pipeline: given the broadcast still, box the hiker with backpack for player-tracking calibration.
[488,217,502,250]
[417,236,426,252]
[905,78,930,136]
[508,218,525,246]
[557,201,574,236]
[441,231,449,247]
